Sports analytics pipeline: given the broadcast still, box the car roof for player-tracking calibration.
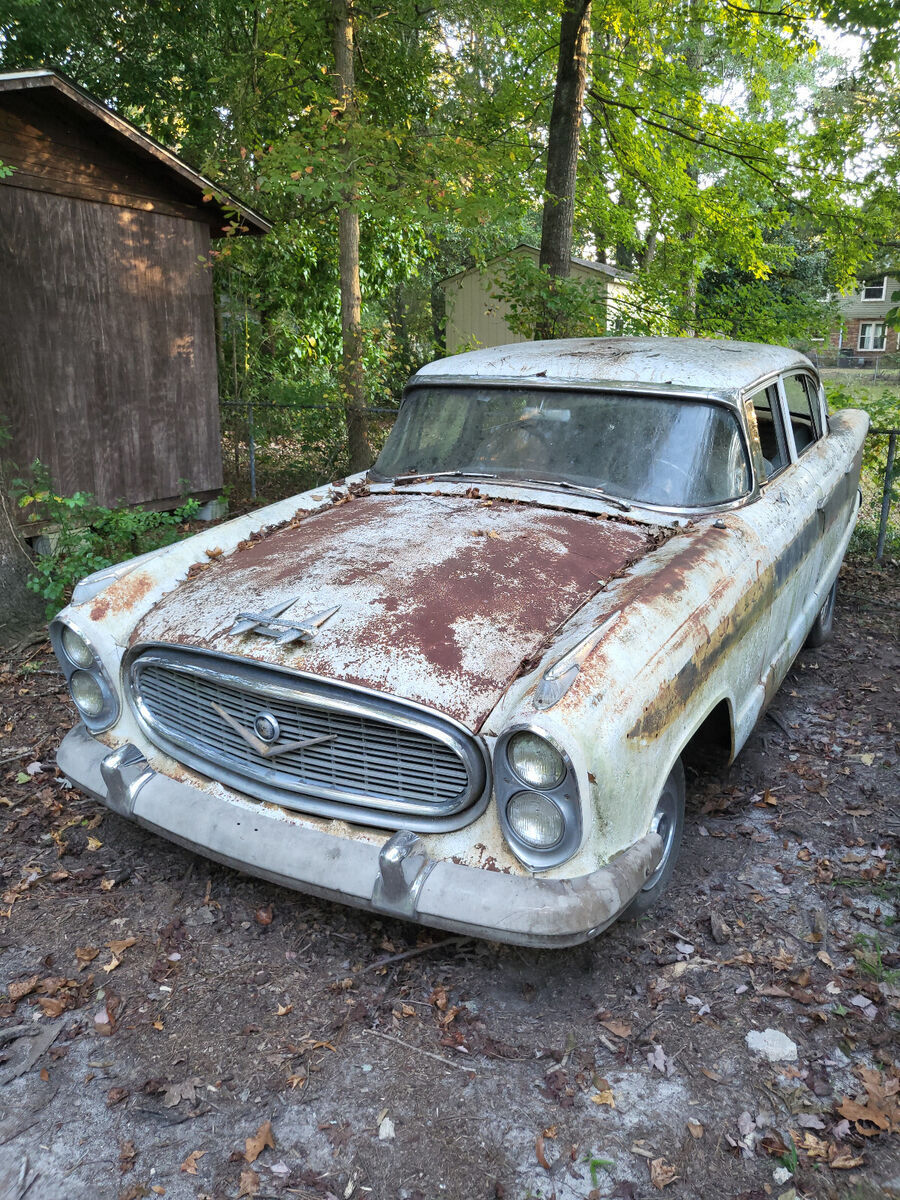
[412,336,816,399]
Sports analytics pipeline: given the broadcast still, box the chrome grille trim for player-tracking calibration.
[125,645,490,832]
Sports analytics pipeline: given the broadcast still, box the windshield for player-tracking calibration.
[375,385,751,508]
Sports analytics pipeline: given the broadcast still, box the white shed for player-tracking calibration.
[440,244,633,354]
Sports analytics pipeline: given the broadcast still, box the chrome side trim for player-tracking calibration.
[124,644,492,833]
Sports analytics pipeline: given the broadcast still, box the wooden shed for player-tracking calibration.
[441,244,633,354]
[0,69,270,511]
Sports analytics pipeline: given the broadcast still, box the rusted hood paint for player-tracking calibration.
[131,493,654,729]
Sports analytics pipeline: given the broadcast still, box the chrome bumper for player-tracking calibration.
[58,724,662,948]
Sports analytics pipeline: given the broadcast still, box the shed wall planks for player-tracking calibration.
[0,187,222,508]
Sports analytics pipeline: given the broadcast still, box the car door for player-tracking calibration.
[746,376,825,701]
[788,373,861,591]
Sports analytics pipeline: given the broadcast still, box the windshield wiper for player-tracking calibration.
[391,470,498,484]
[523,478,632,512]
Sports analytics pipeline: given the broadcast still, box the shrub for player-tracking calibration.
[13,462,200,616]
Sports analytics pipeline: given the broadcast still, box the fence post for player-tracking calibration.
[247,402,257,500]
[876,430,897,563]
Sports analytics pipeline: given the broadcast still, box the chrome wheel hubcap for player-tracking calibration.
[642,785,679,891]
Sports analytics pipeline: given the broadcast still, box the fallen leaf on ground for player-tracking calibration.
[829,1149,865,1169]
[687,1120,703,1139]
[102,956,122,974]
[8,975,39,1002]
[244,1119,275,1163]
[163,1078,201,1108]
[237,1168,260,1197]
[599,1018,631,1038]
[836,1096,892,1133]
[36,995,68,1017]
[107,1086,129,1106]
[649,1158,678,1189]
[254,906,273,926]
[75,946,99,970]
[180,1149,206,1175]
[119,1140,137,1173]
[275,1003,293,1016]
[107,937,137,956]
[591,1089,615,1107]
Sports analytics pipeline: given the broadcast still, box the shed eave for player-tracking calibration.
[0,69,271,235]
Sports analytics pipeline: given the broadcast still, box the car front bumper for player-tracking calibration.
[58,724,662,948]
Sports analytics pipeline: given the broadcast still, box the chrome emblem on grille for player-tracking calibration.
[229,597,340,645]
[210,702,336,758]
[253,712,280,744]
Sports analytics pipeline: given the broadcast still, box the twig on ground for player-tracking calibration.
[359,936,469,974]
[362,1027,477,1074]
[0,749,34,766]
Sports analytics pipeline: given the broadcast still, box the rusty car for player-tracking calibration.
[53,337,868,946]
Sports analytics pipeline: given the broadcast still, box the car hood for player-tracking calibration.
[130,492,655,729]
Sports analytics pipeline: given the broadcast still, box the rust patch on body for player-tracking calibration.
[90,570,154,621]
[130,493,657,729]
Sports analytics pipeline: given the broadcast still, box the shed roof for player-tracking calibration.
[440,244,634,287]
[0,69,270,235]
[413,336,815,396]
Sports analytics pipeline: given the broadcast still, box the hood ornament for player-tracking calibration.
[230,597,340,645]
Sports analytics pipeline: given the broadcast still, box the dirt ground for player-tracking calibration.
[0,560,897,1200]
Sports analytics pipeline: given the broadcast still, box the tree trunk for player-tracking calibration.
[332,0,370,472]
[535,0,592,339]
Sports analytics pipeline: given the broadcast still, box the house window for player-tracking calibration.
[859,322,887,351]
[861,277,886,301]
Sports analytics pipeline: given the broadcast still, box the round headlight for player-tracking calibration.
[61,627,95,669]
[506,791,565,848]
[70,670,105,718]
[507,731,565,789]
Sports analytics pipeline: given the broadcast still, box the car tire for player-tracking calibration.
[623,759,685,919]
[805,577,837,648]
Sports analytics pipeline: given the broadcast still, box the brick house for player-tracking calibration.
[828,273,899,364]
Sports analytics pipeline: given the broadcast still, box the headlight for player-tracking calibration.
[507,731,565,788]
[61,626,95,669]
[70,670,105,717]
[494,726,582,870]
[506,791,565,848]
[49,619,120,732]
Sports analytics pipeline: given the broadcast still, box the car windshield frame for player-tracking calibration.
[372,381,754,513]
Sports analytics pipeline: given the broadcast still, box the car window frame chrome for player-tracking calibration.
[382,378,758,516]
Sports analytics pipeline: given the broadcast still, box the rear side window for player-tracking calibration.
[782,374,821,455]
[749,384,788,480]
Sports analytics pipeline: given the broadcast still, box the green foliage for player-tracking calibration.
[13,463,200,616]
[3,0,899,474]
[491,256,609,340]
[826,383,900,558]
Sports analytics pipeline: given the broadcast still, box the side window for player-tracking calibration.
[782,373,820,456]
[749,384,788,480]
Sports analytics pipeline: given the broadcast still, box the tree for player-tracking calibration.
[537,0,593,326]
[332,0,369,471]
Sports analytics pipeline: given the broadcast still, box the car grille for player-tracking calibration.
[127,647,487,830]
